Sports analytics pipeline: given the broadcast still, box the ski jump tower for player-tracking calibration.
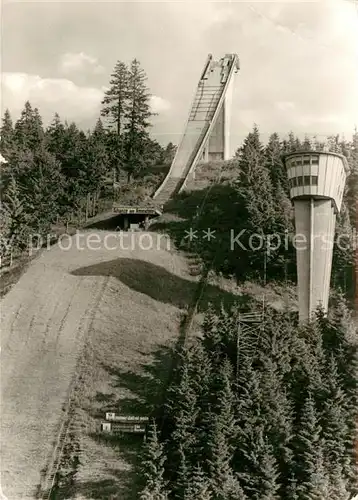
[284,151,350,322]
[153,53,239,206]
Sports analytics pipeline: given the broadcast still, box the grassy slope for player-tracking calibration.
[0,227,198,499]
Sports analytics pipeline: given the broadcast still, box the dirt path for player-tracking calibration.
[0,230,194,500]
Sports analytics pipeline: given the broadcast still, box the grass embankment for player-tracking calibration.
[44,229,203,499]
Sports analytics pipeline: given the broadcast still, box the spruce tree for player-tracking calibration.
[321,356,351,494]
[14,101,44,151]
[21,147,65,232]
[184,465,212,500]
[163,142,177,166]
[293,394,330,499]
[301,135,313,151]
[237,426,281,500]
[327,134,343,154]
[258,446,281,500]
[140,421,169,500]
[202,304,220,354]
[165,349,198,483]
[101,61,129,135]
[0,109,15,154]
[206,416,235,498]
[123,58,154,182]
[236,125,276,275]
[209,358,237,442]
[174,444,190,499]
[332,203,354,292]
[93,117,105,137]
[264,133,288,193]
[0,174,31,252]
[46,113,66,160]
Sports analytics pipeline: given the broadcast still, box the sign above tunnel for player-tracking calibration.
[112,204,162,216]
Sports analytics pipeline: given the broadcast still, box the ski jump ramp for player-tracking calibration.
[153,53,240,206]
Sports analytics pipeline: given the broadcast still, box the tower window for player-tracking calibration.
[303,175,311,186]
[311,176,318,186]
[311,156,319,165]
[303,156,310,165]
[297,177,303,187]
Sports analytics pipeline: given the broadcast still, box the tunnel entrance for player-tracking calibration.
[112,205,162,231]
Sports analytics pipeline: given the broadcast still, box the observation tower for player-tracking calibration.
[284,151,349,322]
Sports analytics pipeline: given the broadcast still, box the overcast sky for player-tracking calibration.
[1,0,357,152]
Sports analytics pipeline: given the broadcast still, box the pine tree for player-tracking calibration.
[332,203,354,292]
[311,135,326,151]
[320,297,358,492]
[174,444,190,499]
[21,147,65,232]
[206,416,235,498]
[293,393,330,499]
[237,426,281,500]
[101,61,129,135]
[165,349,199,482]
[327,134,343,154]
[46,113,66,160]
[0,109,15,154]
[57,121,90,209]
[202,304,219,351]
[258,355,293,490]
[140,421,169,500]
[264,133,288,193]
[14,101,44,151]
[321,356,351,493]
[163,142,177,165]
[86,130,109,189]
[302,135,313,151]
[282,131,301,154]
[184,465,212,500]
[236,125,276,275]
[0,174,31,252]
[258,447,281,500]
[93,117,105,137]
[209,358,237,442]
[123,58,154,182]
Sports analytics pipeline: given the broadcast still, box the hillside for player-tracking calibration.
[0,229,198,499]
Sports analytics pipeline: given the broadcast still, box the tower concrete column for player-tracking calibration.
[284,151,349,322]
